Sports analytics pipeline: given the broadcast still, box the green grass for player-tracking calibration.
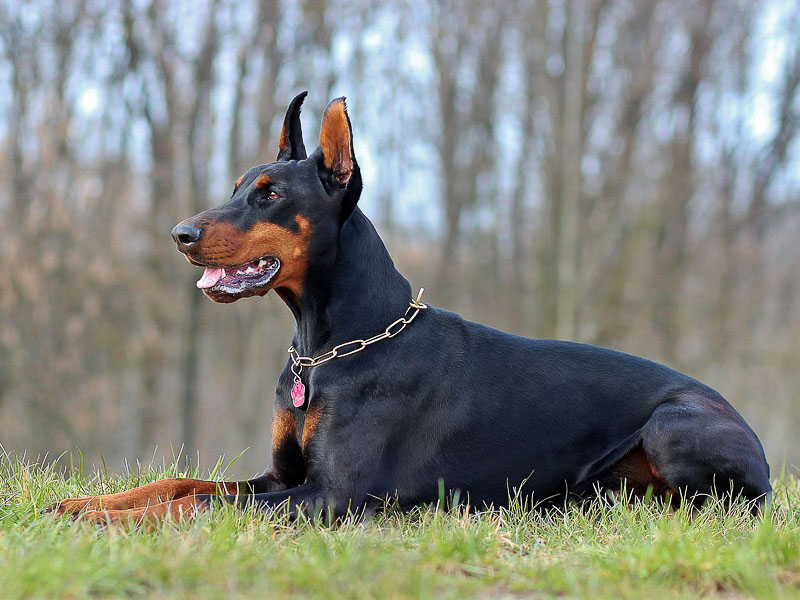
[1,451,799,599]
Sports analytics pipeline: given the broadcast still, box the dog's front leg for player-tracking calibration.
[76,481,347,527]
[47,407,307,519]
[44,478,255,517]
[210,479,364,520]
[65,474,308,526]
[212,419,388,520]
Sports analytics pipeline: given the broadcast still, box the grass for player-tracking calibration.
[1,451,799,599]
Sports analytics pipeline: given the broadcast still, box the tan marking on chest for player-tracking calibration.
[302,402,324,453]
[272,409,299,451]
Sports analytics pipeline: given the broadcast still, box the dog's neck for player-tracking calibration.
[283,208,412,357]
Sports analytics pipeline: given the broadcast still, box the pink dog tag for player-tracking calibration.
[291,381,306,407]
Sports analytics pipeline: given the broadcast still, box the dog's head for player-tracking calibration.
[171,92,361,304]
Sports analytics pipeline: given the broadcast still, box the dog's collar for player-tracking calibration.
[286,288,427,408]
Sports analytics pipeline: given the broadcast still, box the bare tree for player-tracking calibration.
[429,0,507,304]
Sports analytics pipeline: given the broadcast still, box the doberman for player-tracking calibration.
[48,93,771,525]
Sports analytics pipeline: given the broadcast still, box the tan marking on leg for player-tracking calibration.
[49,478,244,515]
[611,447,671,497]
[81,495,212,527]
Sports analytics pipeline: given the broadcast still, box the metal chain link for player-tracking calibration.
[288,288,427,375]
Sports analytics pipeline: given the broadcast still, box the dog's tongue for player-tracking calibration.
[196,267,223,289]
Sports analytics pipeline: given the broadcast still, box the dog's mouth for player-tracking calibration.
[195,256,281,294]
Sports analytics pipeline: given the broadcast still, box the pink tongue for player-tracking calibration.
[196,267,224,289]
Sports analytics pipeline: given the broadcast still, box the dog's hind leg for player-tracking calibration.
[641,397,771,511]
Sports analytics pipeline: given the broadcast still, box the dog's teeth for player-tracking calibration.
[246,266,256,273]
[221,269,226,278]
[258,259,266,267]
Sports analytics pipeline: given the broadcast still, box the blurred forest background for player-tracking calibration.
[1,0,799,478]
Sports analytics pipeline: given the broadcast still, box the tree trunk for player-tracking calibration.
[555,0,585,341]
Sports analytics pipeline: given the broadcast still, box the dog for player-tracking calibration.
[48,92,771,524]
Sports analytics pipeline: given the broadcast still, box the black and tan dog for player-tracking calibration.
[49,93,770,524]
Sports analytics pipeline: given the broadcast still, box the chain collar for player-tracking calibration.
[287,288,427,385]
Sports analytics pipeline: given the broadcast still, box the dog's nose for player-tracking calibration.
[171,223,203,250]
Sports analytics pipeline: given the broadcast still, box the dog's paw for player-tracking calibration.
[41,497,95,517]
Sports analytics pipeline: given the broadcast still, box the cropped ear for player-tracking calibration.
[276,91,308,161]
[317,97,361,224]
[318,97,354,187]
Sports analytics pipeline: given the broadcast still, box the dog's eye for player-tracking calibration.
[268,191,280,200]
